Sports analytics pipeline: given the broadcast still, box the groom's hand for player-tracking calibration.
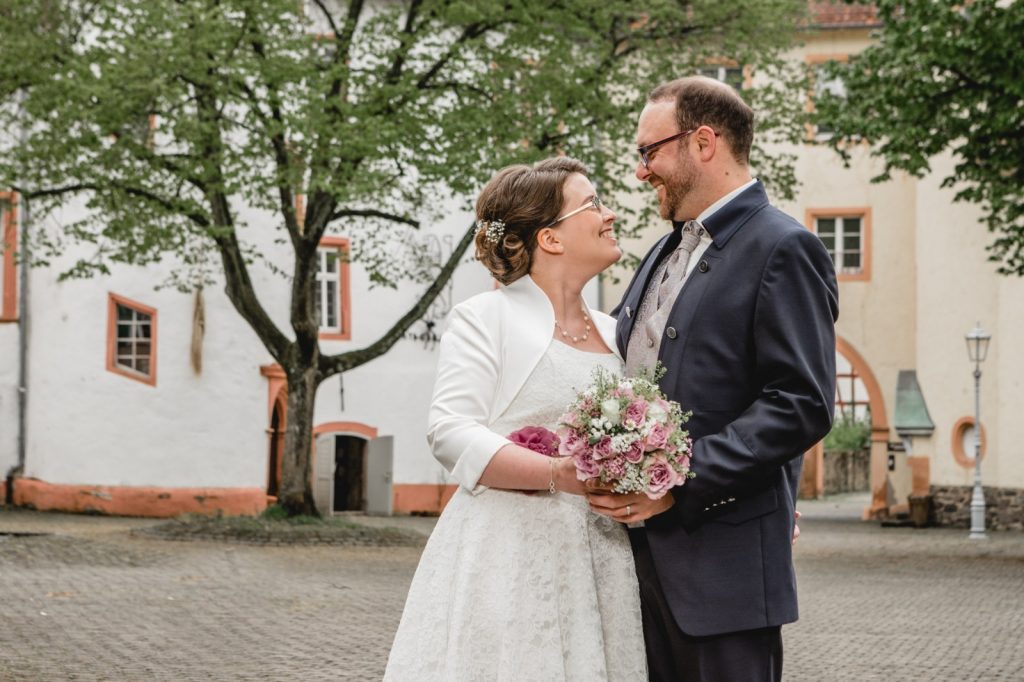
[586,490,674,523]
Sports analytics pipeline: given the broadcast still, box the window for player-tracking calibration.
[0,192,16,321]
[813,65,846,137]
[807,208,871,281]
[818,216,862,272]
[697,65,745,91]
[106,293,157,386]
[317,236,351,340]
[806,55,849,138]
[835,351,871,424]
[951,417,986,469]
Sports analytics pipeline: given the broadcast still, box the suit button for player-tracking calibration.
[698,260,709,273]
[625,306,632,318]
[646,338,655,348]
[666,327,677,339]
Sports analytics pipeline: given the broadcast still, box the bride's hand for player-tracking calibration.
[552,456,588,496]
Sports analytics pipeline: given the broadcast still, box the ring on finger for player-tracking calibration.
[626,504,631,516]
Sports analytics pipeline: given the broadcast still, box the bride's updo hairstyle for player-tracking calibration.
[474,157,588,285]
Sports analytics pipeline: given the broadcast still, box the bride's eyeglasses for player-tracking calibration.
[549,196,604,226]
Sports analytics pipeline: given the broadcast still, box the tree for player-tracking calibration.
[0,0,806,516]
[813,0,1024,275]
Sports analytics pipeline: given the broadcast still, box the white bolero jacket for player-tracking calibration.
[427,275,620,493]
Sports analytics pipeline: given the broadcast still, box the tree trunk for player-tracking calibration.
[279,364,320,516]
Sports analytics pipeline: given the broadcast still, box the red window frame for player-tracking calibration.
[106,293,158,386]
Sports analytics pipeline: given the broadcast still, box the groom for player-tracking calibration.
[588,76,838,680]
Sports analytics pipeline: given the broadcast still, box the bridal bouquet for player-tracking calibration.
[556,367,693,500]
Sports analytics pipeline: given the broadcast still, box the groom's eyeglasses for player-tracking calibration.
[549,195,604,226]
[637,129,695,169]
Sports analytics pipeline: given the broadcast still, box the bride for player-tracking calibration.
[384,157,646,681]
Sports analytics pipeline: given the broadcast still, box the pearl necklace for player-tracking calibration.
[554,308,591,344]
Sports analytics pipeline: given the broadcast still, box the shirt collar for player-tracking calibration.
[697,178,758,224]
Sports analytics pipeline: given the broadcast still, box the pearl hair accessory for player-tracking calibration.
[476,218,506,244]
[554,305,591,343]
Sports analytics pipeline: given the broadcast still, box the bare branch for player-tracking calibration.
[416,21,495,91]
[327,208,421,229]
[385,0,423,84]
[24,182,211,228]
[319,220,476,377]
[209,227,292,362]
[246,33,301,244]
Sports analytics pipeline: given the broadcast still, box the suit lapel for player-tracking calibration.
[657,251,721,367]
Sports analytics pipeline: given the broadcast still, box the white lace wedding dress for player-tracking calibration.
[384,341,646,681]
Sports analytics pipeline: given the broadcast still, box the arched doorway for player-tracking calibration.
[312,422,392,515]
[801,338,889,508]
[260,364,288,503]
[332,435,367,512]
[266,396,286,498]
[836,338,890,518]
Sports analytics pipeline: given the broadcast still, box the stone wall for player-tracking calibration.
[930,485,1024,531]
[823,450,870,494]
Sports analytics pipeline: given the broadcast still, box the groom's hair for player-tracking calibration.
[649,76,754,165]
[474,157,589,285]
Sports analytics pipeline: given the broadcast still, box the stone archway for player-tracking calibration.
[266,390,287,498]
[801,338,889,506]
[260,364,288,502]
[835,337,890,519]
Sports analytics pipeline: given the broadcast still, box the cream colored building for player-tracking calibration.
[603,4,1023,528]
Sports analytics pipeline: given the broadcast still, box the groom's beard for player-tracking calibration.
[658,151,699,221]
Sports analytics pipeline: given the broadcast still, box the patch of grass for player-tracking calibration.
[134,509,423,547]
[259,504,342,526]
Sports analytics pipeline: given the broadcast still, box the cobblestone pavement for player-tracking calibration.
[1,497,1022,681]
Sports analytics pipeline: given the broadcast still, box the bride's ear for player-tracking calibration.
[535,227,565,255]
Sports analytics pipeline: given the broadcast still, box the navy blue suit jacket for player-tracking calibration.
[614,181,838,637]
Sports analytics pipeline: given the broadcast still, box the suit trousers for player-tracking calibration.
[629,528,784,682]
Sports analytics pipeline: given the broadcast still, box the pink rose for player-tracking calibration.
[643,456,678,499]
[593,435,614,461]
[644,423,669,451]
[623,439,645,464]
[508,425,561,457]
[674,453,691,471]
[623,400,649,430]
[559,409,582,429]
[574,450,602,480]
[557,427,587,458]
[603,455,627,479]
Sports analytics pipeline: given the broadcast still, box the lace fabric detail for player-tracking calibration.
[385,342,646,681]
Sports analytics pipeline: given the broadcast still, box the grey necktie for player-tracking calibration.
[657,221,703,308]
[625,220,705,378]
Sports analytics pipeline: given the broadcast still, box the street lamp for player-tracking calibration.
[965,322,992,539]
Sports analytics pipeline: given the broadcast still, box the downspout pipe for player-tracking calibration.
[5,193,28,505]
